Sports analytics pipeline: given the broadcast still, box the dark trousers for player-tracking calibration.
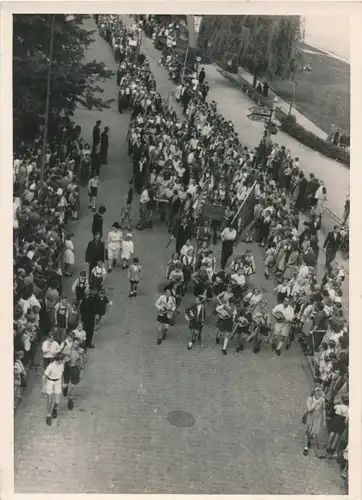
[176,239,186,255]
[85,326,95,347]
[325,248,337,269]
[221,241,233,270]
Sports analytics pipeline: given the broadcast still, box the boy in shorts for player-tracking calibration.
[42,353,65,425]
[62,337,85,410]
[128,256,143,297]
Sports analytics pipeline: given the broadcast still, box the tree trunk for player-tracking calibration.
[186,16,198,49]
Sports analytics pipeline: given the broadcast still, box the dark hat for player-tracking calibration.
[112,222,120,229]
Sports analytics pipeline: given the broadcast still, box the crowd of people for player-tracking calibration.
[12,108,116,421]
[13,13,349,484]
[13,119,83,407]
[97,14,349,478]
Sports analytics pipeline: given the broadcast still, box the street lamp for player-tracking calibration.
[268,96,278,126]
[265,96,278,140]
[39,14,56,201]
[288,65,311,116]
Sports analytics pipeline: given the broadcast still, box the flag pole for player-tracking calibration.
[181,41,189,80]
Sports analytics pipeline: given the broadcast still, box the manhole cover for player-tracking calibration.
[167,410,195,428]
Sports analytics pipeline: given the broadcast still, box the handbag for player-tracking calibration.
[301,412,307,425]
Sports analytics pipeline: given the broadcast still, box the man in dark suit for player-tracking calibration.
[323,225,342,269]
[91,205,106,238]
[92,120,101,155]
[186,295,207,350]
[80,289,98,349]
[85,233,105,279]
[198,68,206,84]
[167,190,181,232]
[172,215,192,254]
[100,126,109,165]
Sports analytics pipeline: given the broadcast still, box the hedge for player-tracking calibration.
[278,114,350,168]
[218,67,350,168]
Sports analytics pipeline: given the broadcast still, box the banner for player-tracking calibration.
[231,182,257,236]
[193,182,209,219]
[203,203,225,222]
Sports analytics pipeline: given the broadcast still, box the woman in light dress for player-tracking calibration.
[63,233,75,277]
[314,185,327,216]
[121,233,134,269]
[303,386,327,455]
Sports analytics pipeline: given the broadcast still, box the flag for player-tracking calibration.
[193,181,209,219]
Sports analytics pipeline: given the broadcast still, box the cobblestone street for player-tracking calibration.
[14,17,345,494]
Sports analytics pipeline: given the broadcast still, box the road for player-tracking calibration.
[14,18,345,495]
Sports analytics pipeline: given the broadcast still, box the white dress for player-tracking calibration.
[64,239,75,265]
[121,240,134,260]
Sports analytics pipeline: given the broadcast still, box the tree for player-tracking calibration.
[13,14,114,143]
[198,15,304,86]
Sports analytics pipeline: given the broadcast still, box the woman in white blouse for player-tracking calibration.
[155,289,176,345]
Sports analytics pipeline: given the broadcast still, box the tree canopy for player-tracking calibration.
[13,14,114,143]
[198,15,304,85]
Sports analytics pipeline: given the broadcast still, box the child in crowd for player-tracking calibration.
[63,233,75,277]
[94,288,112,330]
[72,321,87,349]
[121,233,134,269]
[67,302,80,333]
[88,174,100,211]
[90,260,107,291]
[128,257,143,297]
[72,270,90,305]
[264,242,276,279]
[54,296,70,342]
[120,187,134,230]
[274,278,291,304]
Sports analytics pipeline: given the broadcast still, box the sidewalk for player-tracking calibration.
[237,67,328,140]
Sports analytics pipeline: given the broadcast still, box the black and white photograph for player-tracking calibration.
[8,8,356,495]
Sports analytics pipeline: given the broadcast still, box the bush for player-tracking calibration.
[279,114,350,168]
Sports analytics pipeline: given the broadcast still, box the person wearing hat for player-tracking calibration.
[85,232,106,281]
[185,295,206,350]
[107,222,123,272]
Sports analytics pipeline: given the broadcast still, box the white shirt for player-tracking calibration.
[108,229,123,249]
[42,339,60,359]
[297,265,310,280]
[181,244,193,256]
[315,185,325,200]
[73,328,86,344]
[221,228,237,241]
[140,190,150,204]
[155,295,176,311]
[231,273,246,287]
[19,294,41,315]
[44,361,64,380]
[272,304,295,323]
[187,184,197,198]
[92,264,106,277]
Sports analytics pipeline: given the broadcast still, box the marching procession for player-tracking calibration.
[13,14,349,489]
[96,14,349,467]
